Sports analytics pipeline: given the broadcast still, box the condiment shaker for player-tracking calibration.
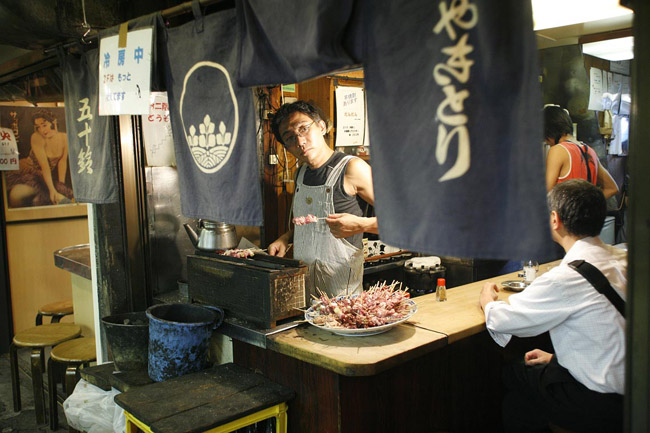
[436,278,447,302]
[523,260,539,284]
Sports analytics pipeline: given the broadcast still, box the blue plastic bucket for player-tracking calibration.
[146,303,224,382]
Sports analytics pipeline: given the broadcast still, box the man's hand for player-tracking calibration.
[525,349,554,366]
[479,282,499,311]
[268,237,290,257]
[326,213,375,238]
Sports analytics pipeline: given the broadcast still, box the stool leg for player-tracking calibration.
[10,342,21,412]
[48,356,58,431]
[64,365,79,395]
[36,312,43,326]
[51,314,63,324]
[30,349,47,424]
[276,410,288,433]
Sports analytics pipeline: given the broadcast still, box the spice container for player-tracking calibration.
[436,278,447,302]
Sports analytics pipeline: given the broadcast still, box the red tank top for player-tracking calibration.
[557,141,598,185]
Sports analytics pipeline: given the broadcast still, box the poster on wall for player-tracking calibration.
[141,92,176,167]
[334,86,365,147]
[99,27,153,115]
[0,106,76,209]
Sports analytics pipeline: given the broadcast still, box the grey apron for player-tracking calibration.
[293,155,364,298]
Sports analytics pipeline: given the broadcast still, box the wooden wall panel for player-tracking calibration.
[6,216,89,333]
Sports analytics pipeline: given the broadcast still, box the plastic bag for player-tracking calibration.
[63,379,125,433]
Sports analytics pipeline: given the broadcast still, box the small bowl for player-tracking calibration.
[501,280,528,292]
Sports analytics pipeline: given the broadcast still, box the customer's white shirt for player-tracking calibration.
[484,237,627,394]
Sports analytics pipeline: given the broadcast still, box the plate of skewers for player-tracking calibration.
[304,281,417,336]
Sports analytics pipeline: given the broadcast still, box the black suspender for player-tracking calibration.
[573,142,594,183]
[568,259,626,318]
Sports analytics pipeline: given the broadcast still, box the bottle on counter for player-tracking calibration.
[436,278,447,302]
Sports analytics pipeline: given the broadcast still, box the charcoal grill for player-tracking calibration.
[187,251,308,329]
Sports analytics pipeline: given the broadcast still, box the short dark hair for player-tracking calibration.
[548,179,607,237]
[271,100,325,145]
[543,105,573,144]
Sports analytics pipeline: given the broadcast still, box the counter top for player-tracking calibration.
[54,244,91,280]
[265,260,561,376]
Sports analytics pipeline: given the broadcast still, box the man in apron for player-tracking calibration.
[268,101,378,297]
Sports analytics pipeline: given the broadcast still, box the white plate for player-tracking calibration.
[304,298,417,337]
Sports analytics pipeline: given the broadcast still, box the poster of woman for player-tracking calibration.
[1,106,75,208]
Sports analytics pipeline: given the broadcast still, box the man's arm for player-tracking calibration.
[545,145,564,191]
[596,160,619,200]
[326,157,378,237]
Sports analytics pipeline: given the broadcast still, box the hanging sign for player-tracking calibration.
[334,86,365,147]
[0,128,19,170]
[98,27,153,115]
[141,92,176,167]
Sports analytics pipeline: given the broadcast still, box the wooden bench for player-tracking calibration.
[9,323,81,425]
[114,363,294,433]
[47,337,96,430]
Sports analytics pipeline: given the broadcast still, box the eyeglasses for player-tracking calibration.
[281,121,316,147]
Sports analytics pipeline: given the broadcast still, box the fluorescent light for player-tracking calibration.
[583,36,634,61]
[532,0,633,31]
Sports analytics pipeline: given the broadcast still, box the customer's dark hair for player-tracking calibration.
[548,179,607,237]
[543,105,573,144]
[271,100,326,145]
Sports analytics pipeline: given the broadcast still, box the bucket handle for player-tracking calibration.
[202,305,225,330]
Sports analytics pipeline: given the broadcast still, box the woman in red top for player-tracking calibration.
[544,106,618,199]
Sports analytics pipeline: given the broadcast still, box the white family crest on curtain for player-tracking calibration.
[180,61,238,174]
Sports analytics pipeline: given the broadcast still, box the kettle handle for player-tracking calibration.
[202,305,225,330]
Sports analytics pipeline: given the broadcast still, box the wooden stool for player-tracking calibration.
[36,300,74,326]
[9,323,81,425]
[48,337,96,431]
[115,363,294,433]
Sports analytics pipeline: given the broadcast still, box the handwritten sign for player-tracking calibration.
[141,92,176,167]
[99,27,153,115]
[334,86,365,147]
[588,67,604,111]
[0,128,19,170]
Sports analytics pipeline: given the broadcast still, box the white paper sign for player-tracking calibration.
[610,60,630,75]
[587,67,604,111]
[99,28,153,115]
[334,87,365,147]
[0,128,19,170]
[141,92,176,167]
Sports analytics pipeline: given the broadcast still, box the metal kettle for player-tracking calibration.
[183,219,238,251]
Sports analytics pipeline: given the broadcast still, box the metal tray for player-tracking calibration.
[304,298,417,337]
[501,280,528,292]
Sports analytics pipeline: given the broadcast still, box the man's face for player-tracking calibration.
[279,112,325,165]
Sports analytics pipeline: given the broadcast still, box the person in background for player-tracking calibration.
[6,109,73,207]
[544,105,618,199]
[479,179,626,433]
[268,100,377,297]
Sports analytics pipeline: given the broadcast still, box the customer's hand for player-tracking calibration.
[525,349,554,366]
[479,282,499,311]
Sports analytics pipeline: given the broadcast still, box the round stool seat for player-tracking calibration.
[39,300,73,316]
[51,337,96,363]
[13,323,81,348]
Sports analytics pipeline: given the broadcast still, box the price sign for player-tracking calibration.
[0,127,19,170]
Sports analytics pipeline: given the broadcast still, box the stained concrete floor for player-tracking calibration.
[0,351,69,433]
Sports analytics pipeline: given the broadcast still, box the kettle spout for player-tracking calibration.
[183,223,199,248]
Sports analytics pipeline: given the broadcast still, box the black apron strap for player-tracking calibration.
[568,259,625,317]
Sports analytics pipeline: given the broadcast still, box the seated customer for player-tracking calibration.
[479,179,626,433]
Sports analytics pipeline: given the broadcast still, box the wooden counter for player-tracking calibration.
[233,261,561,432]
